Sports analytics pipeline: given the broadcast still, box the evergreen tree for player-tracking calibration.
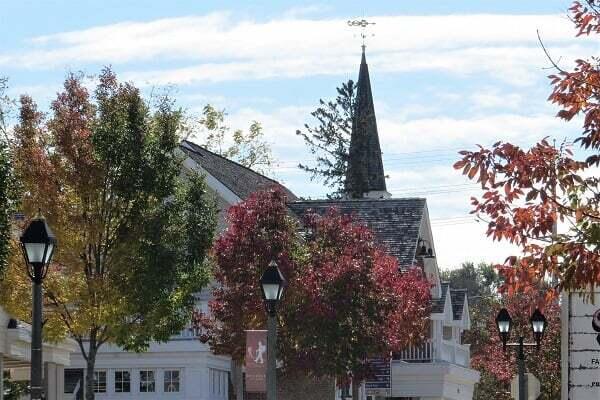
[297,80,355,197]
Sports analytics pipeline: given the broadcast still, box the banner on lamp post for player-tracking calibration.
[245,330,267,393]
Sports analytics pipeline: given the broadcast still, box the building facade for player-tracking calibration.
[1,306,77,400]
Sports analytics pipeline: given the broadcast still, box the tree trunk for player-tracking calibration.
[231,358,244,400]
[84,340,98,400]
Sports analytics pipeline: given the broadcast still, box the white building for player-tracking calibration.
[0,306,77,400]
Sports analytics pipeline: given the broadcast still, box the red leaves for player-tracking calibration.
[471,292,561,394]
[456,98,600,292]
[202,188,431,381]
[205,187,299,360]
[571,1,600,36]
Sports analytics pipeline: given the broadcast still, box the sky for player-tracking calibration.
[1,0,596,269]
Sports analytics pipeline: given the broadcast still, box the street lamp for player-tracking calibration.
[20,215,56,400]
[496,308,512,351]
[495,307,547,400]
[260,261,285,400]
[530,308,547,347]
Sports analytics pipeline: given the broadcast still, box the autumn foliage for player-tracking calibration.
[0,70,217,400]
[455,1,600,296]
[198,187,431,383]
[470,293,561,400]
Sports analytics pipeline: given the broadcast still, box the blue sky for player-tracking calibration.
[1,0,594,267]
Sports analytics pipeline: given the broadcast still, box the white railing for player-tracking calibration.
[171,326,197,339]
[393,339,433,362]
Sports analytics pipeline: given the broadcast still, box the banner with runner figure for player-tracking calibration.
[245,330,267,393]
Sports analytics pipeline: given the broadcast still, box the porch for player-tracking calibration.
[1,307,77,400]
[393,339,471,367]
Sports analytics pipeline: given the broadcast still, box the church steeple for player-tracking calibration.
[344,47,390,199]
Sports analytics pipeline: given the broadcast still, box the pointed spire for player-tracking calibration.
[344,47,389,199]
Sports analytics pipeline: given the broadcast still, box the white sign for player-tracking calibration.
[510,373,540,400]
[562,291,600,399]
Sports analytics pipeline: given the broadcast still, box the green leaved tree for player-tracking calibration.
[296,80,355,198]
[0,77,15,277]
[0,69,217,400]
[185,104,273,175]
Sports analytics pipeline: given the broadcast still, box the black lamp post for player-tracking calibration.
[20,215,56,400]
[496,307,547,400]
[260,261,285,400]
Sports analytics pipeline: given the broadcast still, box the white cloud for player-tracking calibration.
[3,13,598,86]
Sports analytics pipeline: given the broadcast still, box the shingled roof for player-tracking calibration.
[432,282,450,314]
[181,140,297,201]
[450,289,467,320]
[287,198,425,266]
[345,48,387,198]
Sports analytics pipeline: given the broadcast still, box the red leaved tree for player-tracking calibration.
[471,293,561,400]
[197,188,431,398]
[454,1,600,296]
[195,187,299,400]
[279,210,431,396]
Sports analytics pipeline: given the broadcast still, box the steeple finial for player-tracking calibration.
[347,19,375,52]
[344,45,390,199]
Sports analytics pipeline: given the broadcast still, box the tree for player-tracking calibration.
[441,261,502,299]
[280,209,431,399]
[470,292,561,400]
[0,69,217,400]
[445,263,560,400]
[186,104,273,174]
[0,134,12,278]
[0,77,13,140]
[2,372,29,400]
[197,187,431,399]
[454,1,600,296]
[297,80,355,197]
[196,186,299,400]
[0,78,16,278]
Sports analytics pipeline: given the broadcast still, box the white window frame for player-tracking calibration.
[114,370,131,393]
[93,370,107,393]
[139,370,156,393]
[163,370,181,393]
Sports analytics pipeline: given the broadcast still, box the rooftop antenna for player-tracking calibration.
[347,18,375,51]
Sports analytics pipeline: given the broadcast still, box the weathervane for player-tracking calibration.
[347,18,375,50]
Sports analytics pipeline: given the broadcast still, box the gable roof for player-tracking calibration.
[432,282,450,314]
[287,198,425,266]
[450,289,468,320]
[181,140,297,201]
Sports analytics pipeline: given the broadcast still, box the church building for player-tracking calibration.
[287,47,480,400]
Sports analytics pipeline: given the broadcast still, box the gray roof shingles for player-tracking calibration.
[181,140,297,201]
[432,282,450,314]
[287,198,425,267]
[450,289,467,320]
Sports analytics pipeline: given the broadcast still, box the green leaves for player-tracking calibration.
[188,104,273,174]
[0,136,14,278]
[297,80,355,198]
[1,68,217,359]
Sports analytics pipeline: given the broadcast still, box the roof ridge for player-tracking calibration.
[181,140,284,187]
[289,198,426,203]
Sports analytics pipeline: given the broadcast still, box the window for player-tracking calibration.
[114,371,131,393]
[164,370,180,393]
[64,369,84,400]
[140,370,155,393]
[443,326,453,340]
[93,370,107,393]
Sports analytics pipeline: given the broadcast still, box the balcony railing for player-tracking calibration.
[393,339,433,362]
